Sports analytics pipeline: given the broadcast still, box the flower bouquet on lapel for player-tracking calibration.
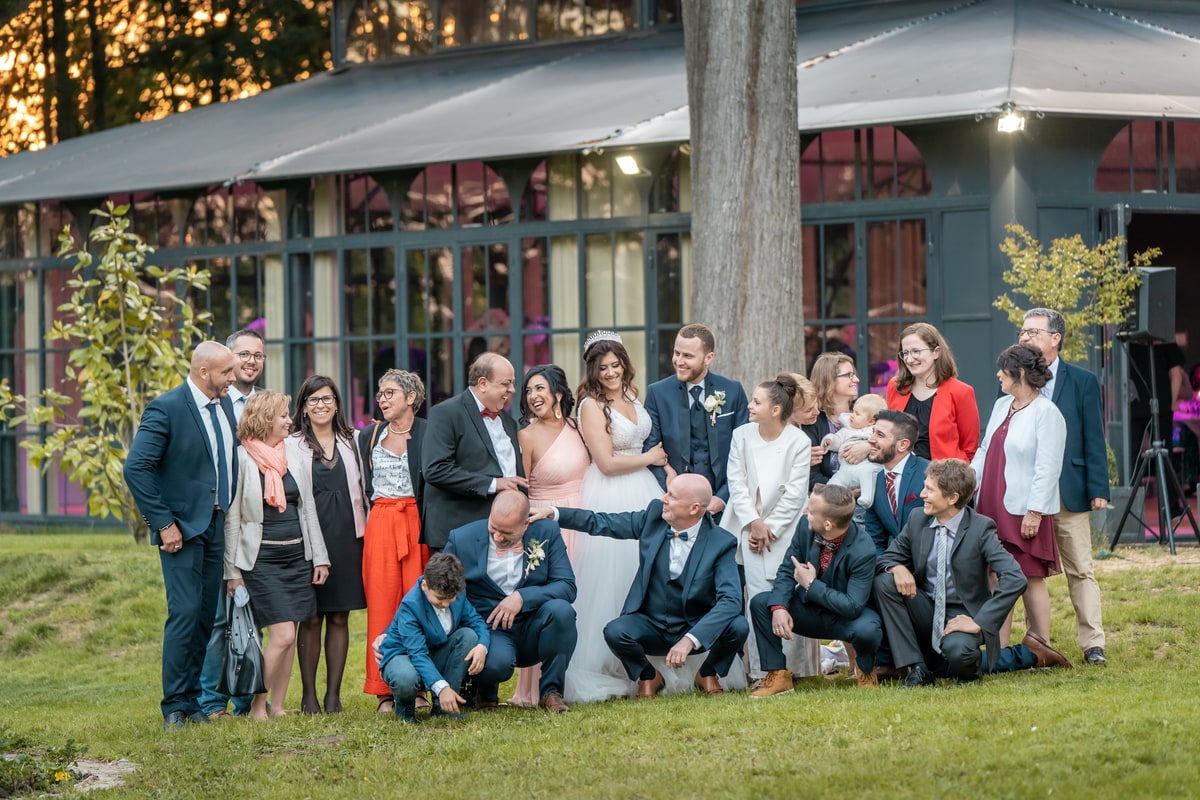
[703,391,726,426]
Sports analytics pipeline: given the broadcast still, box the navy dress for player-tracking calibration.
[311,449,366,613]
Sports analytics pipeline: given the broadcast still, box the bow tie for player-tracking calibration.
[480,407,501,420]
[813,535,838,552]
[670,529,690,541]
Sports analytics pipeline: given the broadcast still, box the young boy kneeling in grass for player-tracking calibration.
[375,552,490,722]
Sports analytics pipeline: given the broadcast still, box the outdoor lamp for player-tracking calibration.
[997,104,1025,133]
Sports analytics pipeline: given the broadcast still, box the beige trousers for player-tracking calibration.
[1053,509,1105,651]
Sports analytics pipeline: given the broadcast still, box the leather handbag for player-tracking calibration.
[217,591,266,697]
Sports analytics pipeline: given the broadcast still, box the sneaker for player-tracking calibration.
[750,669,794,698]
[1083,647,1107,665]
[394,696,416,724]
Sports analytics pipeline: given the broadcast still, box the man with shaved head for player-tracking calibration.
[536,474,748,699]
[125,341,239,730]
[423,352,528,550]
[444,489,576,712]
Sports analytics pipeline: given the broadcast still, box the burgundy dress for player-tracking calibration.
[976,406,1061,578]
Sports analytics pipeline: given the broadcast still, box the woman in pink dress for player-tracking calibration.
[972,344,1066,647]
[510,364,590,706]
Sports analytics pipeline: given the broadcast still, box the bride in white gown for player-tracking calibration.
[565,332,670,703]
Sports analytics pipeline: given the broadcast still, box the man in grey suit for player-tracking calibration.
[124,342,238,729]
[874,459,1071,686]
[1018,308,1109,665]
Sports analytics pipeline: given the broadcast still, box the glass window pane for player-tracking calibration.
[820,130,857,203]
[1095,124,1130,192]
[899,218,927,316]
[613,231,644,327]
[655,233,683,326]
[801,224,819,320]
[867,322,900,392]
[587,0,633,34]
[547,155,578,221]
[821,223,855,319]
[866,221,898,315]
[522,160,549,222]
[457,161,486,226]
[235,255,265,333]
[863,128,894,200]
[895,129,931,197]
[585,233,614,327]
[1175,121,1200,194]
[581,153,612,219]
[1131,119,1162,193]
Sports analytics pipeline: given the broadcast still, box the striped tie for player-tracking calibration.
[885,470,899,519]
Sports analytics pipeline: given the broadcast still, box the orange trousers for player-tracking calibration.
[362,497,428,698]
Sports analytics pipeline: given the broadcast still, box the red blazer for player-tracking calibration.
[886,375,979,461]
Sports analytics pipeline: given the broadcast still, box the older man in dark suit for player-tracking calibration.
[124,341,238,730]
[445,490,576,713]
[422,352,527,550]
[748,483,882,697]
[1018,308,1109,665]
[538,474,748,699]
[874,459,1071,686]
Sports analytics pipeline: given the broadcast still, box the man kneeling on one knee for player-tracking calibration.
[749,484,882,697]
[874,458,1071,687]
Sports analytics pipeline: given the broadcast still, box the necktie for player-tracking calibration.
[932,525,948,654]
[480,407,501,420]
[670,529,689,541]
[885,470,899,519]
[690,384,703,410]
[208,402,230,511]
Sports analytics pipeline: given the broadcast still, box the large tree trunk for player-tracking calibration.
[682,0,802,387]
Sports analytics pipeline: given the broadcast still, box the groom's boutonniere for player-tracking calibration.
[524,539,546,579]
[703,390,726,426]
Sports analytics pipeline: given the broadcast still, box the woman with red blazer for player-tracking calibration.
[886,322,979,461]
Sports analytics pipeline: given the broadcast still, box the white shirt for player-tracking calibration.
[487,538,524,596]
[687,381,705,408]
[186,377,234,506]
[668,520,701,580]
[1041,356,1060,400]
[885,453,912,510]
[227,385,258,423]
[471,391,517,493]
[434,605,453,635]
[923,508,965,607]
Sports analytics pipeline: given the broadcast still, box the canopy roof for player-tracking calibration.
[2,0,1199,203]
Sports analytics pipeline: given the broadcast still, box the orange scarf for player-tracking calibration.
[242,438,288,513]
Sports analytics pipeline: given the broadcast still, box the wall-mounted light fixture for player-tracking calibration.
[616,155,642,175]
[996,103,1026,133]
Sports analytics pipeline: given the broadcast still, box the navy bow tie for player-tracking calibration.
[813,535,837,552]
[670,529,690,541]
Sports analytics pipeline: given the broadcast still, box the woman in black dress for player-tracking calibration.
[291,376,369,714]
[226,391,330,719]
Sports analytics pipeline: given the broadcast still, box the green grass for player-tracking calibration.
[2,531,1199,799]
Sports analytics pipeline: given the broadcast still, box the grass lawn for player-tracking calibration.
[1,530,1198,799]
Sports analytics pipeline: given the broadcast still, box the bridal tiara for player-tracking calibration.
[583,329,623,354]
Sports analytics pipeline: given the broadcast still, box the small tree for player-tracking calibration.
[0,203,211,542]
[995,224,1159,363]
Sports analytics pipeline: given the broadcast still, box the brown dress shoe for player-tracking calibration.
[1022,631,1073,669]
[637,670,665,699]
[694,673,724,696]
[872,664,909,683]
[856,666,879,687]
[538,693,570,713]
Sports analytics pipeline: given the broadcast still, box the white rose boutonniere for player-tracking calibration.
[524,539,546,579]
[703,390,726,426]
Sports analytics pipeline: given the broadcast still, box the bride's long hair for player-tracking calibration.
[577,338,638,435]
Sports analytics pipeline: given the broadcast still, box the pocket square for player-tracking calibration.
[904,492,918,504]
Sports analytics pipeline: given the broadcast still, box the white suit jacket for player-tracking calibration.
[224,438,329,580]
[721,423,811,550]
[971,394,1066,516]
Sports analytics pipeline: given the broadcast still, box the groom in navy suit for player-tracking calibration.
[644,324,748,516]
[124,342,238,730]
[445,490,577,712]
[541,474,749,699]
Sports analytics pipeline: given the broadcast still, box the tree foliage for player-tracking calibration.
[995,223,1159,363]
[0,204,211,542]
[0,0,330,155]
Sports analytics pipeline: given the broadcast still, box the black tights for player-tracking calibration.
[297,612,350,713]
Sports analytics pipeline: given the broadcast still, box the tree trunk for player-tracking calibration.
[682,0,802,387]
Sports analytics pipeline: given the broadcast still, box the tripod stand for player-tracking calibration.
[1110,340,1200,554]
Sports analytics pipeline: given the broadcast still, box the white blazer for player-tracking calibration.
[224,439,330,580]
[971,394,1066,517]
[721,423,811,574]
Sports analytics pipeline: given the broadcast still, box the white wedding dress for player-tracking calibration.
[564,397,746,702]
[564,397,663,702]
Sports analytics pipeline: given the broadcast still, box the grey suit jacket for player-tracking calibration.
[878,506,1027,666]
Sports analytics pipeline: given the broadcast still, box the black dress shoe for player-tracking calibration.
[903,664,936,688]
[187,711,211,725]
[1083,647,1107,665]
[163,711,188,731]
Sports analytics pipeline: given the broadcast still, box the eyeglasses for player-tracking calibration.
[305,395,336,407]
[899,347,931,360]
[836,371,859,381]
[376,388,404,401]
[235,351,266,363]
[1018,327,1050,339]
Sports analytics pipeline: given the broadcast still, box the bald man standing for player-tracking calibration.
[125,342,238,730]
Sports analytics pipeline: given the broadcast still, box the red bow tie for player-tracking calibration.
[480,407,501,420]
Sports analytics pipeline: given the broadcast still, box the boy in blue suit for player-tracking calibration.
[376,553,490,723]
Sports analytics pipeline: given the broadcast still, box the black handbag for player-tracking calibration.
[217,592,266,697]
